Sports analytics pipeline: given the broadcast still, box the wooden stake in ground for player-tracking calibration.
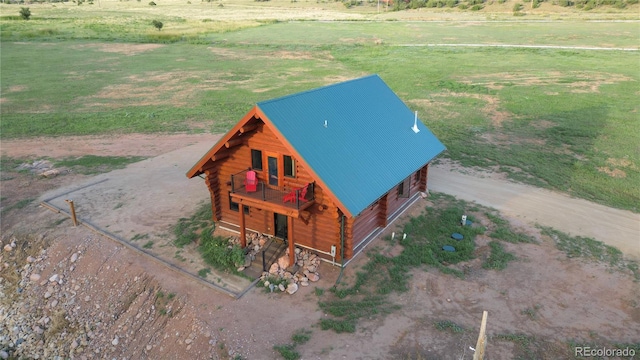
[473,311,488,360]
[65,199,78,227]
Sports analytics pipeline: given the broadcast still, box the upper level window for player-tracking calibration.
[251,149,263,170]
[284,155,295,178]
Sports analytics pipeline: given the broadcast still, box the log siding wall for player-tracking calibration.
[350,164,429,251]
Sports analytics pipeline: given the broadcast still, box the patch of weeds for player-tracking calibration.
[273,344,299,360]
[521,304,542,320]
[436,80,495,95]
[113,202,124,210]
[45,310,70,338]
[131,233,149,241]
[482,241,516,270]
[173,202,214,248]
[198,268,211,278]
[154,290,177,317]
[1,198,35,215]
[540,226,639,280]
[142,241,154,249]
[55,155,145,175]
[434,320,466,333]
[319,318,356,333]
[318,295,399,334]
[314,287,324,296]
[291,328,312,345]
[0,157,26,173]
[174,250,186,262]
[273,329,312,360]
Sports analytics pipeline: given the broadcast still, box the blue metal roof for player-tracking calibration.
[257,75,446,217]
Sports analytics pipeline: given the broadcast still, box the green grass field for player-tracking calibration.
[1,2,638,211]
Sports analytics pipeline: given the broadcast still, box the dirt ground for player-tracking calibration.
[1,134,639,359]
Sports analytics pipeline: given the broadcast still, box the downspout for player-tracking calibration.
[334,214,346,287]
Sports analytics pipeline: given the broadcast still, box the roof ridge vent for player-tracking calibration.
[411,111,420,134]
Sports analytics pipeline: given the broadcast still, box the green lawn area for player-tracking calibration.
[1,11,638,212]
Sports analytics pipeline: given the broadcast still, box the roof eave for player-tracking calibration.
[185,106,259,179]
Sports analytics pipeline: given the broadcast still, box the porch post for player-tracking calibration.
[239,207,246,248]
[287,216,295,265]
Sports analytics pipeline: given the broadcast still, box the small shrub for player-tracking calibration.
[198,233,244,273]
[152,19,163,30]
[513,2,523,9]
[19,7,30,20]
[142,241,154,249]
[458,2,469,7]
[198,268,211,278]
[470,2,484,7]
[148,0,156,4]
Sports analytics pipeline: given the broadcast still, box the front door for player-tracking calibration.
[274,213,288,241]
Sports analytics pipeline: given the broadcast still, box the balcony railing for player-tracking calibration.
[230,169,315,210]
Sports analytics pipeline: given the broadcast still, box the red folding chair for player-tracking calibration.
[283,184,310,203]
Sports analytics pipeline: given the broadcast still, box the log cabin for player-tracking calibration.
[186,75,445,267]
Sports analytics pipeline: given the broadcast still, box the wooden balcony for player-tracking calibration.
[230,169,315,218]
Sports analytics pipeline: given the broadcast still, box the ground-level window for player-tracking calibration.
[229,193,249,214]
[284,155,295,178]
[251,149,263,170]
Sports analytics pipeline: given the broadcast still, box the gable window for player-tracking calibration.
[229,193,249,214]
[251,149,263,171]
[397,177,410,198]
[284,155,295,178]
